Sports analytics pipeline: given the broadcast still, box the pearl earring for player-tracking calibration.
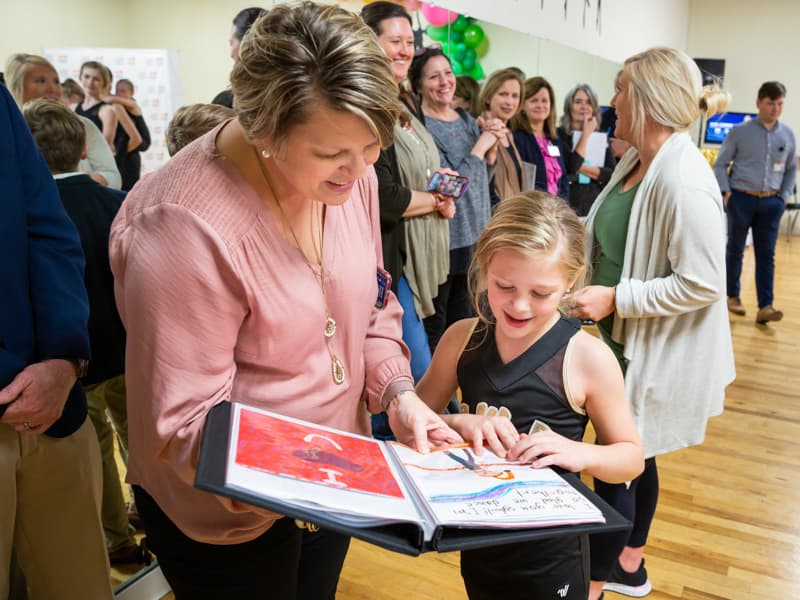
[261,148,270,159]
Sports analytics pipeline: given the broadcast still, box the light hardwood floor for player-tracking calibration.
[112,237,800,599]
[336,237,800,600]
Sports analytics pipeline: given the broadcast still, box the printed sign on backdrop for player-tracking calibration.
[45,47,181,175]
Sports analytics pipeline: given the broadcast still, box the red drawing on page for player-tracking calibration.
[235,409,405,498]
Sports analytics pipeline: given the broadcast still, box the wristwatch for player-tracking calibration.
[66,358,90,378]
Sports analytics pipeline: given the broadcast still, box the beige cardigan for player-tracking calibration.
[584,132,735,458]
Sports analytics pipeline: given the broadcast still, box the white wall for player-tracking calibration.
[475,22,620,112]
[426,0,690,63]
[687,0,800,134]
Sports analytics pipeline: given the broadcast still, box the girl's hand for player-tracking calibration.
[569,285,616,322]
[507,431,593,472]
[445,413,520,457]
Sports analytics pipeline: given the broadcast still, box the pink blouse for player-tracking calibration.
[109,124,413,544]
[535,134,563,196]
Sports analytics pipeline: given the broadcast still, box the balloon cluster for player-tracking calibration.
[420,3,488,80]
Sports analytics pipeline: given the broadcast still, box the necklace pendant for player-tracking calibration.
[332,357,345,384]
[324,317,336,338]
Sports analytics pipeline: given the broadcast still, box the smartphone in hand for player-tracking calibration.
[426,172,470,200]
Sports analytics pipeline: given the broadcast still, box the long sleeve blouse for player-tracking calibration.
[109,125,413,543]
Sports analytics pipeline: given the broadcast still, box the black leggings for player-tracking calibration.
[133,486,350,599]
[589,457,659,581]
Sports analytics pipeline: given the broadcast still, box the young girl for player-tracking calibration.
[417,191,643,600]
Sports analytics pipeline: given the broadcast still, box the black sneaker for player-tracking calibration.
[603,559,652,597]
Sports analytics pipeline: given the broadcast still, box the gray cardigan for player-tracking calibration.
[584,132,735,458]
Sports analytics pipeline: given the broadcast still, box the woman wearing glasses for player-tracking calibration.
[409,46,503,351]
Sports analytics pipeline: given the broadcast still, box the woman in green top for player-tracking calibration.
[569,47,735,600]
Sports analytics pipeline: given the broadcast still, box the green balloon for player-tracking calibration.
[440,41,451,56]
[474,36,489,58]
[426,24,449,42]
[468,62,485,80]
[449,30,463,44]
[453,47,466,62]
[463,24,485,48]
[461,55,476,71]
[464,48,477,62]
[452,15,469,33]
[451,59,464,76]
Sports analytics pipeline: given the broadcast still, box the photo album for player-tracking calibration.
[195,402,629,555]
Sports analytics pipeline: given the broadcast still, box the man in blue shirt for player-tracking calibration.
[714,81,797,324]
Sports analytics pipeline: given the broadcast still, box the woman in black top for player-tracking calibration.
[557,83,616,216]
[110,79,151,190]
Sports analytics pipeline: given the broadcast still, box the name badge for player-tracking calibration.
[547,144,561,157]
[773,160,785,173]
[375,268,392,309]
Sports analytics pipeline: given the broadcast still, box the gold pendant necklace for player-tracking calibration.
[252,147,345,385]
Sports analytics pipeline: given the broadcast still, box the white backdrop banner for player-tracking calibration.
[44,47,182,175]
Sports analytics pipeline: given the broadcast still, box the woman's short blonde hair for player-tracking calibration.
[622,47,730,148]
[469,191,586,324]
[231,1,401,151]
[166,103,236,156]
[478,69,524,120]
[5,53,58,106]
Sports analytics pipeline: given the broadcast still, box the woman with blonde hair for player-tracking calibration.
[4,53,121,188]
[569,47,734,600]
[512,76,569,199]
[109,3,459,597]
[478,68,526,205]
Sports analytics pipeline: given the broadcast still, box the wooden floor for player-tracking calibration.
[110,234,800,599]
[337,236,800,600]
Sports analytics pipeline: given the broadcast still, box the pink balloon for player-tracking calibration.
[421,3,457,27]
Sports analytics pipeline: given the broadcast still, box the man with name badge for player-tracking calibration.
[714,81,797,324]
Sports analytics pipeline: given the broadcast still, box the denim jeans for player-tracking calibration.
[726,190,785,308]
[371,275,432,441]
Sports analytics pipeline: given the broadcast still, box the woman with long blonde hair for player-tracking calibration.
[569,47,734,600]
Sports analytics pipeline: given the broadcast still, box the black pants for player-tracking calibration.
[461,534,588,599]
[133,486,350,599]
[589,457,659,581]
[423,272,473,352]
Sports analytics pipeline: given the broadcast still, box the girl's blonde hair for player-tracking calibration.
[231,1,401,151]
[470,192,586,325]
[5,53,58,106]
[622,47,730,148]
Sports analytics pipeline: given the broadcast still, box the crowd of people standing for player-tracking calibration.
[2,1,794,598]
